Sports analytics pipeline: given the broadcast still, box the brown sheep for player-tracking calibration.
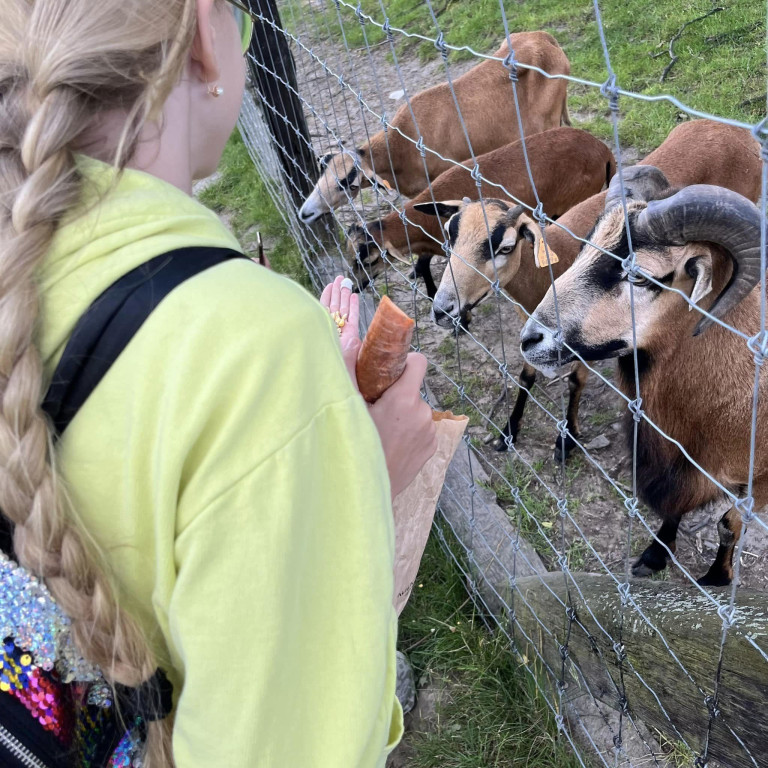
[298,32,570,223]
[521,165,766,586]
[426,119,762,459]
[346,127,615,297]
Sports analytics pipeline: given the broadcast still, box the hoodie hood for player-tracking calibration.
[39,156,241,376]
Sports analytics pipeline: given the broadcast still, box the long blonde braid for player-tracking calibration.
[1,1,200,764]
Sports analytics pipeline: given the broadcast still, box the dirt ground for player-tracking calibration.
[286,22,768,594]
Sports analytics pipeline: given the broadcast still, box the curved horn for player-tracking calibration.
[605,165,671,210]
[634,184,762,335]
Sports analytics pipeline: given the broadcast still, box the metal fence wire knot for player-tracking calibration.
[382,17,394,42]
[557,498,568,518]
[628,397,644,422]
[752,116,768,157]
[617,582,631,606]
[705,695,721,719]
[736,495,756,524]
[532,202,546,225]
[600,73,620,111]
[717,604,736,629]
[354,2,365,26]
[623,497,639,518]
[434,32,449,61]
[747,329,768,366]
[502,50,519,82]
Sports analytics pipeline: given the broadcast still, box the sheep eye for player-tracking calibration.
[497,245,514,256]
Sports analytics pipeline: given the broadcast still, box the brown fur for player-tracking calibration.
[514,119,763,284]
[348,127,615,269]
[362,32,570,197]
[301,32,570,219]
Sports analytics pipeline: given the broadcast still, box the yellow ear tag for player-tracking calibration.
[536,240,559,268]
[378,178,393,191]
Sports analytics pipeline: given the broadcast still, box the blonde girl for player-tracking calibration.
[1,1,436,765]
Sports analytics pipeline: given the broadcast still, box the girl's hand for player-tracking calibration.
[368,353,437,498]
[320,276,360,387]
[320,278,437,498]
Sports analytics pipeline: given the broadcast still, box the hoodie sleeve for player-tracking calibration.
[164,264,403,767]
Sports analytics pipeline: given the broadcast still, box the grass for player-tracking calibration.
[440,373,491,427]
[198,131,311,289]
[289,0,765,151]
[488,458,589,570]
[397,535,583,768]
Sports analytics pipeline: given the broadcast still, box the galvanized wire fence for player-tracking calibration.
[238,0,768,765]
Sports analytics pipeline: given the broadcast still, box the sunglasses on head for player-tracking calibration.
[224,0,255,56]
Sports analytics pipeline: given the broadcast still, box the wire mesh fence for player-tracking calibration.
[238,0,768,765]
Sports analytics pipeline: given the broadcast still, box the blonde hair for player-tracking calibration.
[0,1,202,764]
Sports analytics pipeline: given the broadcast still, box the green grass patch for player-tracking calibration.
[588,410,620,428]
[291,0,765,151]
[398,535,583,768]
[199,131,310,289]
[440,373,490,427]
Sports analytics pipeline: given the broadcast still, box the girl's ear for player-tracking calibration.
[190,0,220,85]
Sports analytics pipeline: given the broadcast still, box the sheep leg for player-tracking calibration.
[413,254,437,299]
[632,517,680,577]
[698,506,742,587]
[491,364,536,452]
[554,363,588,462]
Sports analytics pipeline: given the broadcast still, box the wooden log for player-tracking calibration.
[436,436,546,616]
[513,573,768,767]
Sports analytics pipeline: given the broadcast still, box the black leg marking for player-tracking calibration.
[554,364,587,462]
[633,517,679,577]
[698,507,741,587]
[414,254,437,299]
[492,364,536,452]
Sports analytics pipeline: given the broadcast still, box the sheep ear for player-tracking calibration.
[516,213,559,268]
[412,201,463,219]
[685,254,713,308]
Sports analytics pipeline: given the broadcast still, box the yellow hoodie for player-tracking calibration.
[38,158,403,766]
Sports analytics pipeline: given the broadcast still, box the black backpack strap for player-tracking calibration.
[0,246,246,558]
[42,246,246,436]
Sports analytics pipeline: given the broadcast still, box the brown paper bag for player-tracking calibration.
[392,410,468,615]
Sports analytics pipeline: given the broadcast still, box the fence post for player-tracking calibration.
[246,0,317,208]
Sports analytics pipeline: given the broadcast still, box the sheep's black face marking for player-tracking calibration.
[446,212,461,244]
[337,167,359,191]
[480,221,509,262]
[583,216,669,294]
[567,334,628,361]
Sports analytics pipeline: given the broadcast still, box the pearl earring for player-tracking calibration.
[208,84,224,98]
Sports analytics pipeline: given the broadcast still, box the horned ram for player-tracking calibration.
[521,165,765,586]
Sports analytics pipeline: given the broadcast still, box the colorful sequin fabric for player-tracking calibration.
[0,550,102,685]
[0,638,73,741]
[1,550,148,765]
[108,727,145,768]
